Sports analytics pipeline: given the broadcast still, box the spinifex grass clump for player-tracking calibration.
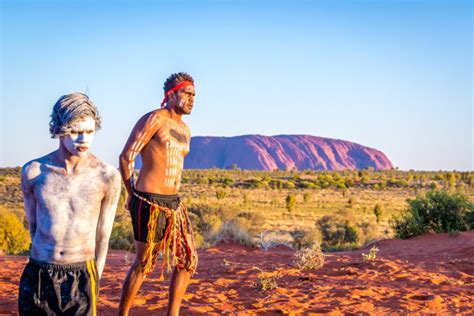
[253,267,279,291]
[391,189,474,239]
[294,243,325,270]
[362,246,379,261]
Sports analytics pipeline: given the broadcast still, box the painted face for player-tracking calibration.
[60,117,96,157]
[174,84,195,115]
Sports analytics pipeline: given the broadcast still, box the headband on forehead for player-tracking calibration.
[160,81,194,108]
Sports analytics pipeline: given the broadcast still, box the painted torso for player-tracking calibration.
[136,115,190,194]
[23,154,117,264]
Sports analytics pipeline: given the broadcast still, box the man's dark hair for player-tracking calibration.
[163,72,194,92]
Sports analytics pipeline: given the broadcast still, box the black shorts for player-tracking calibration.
[18,258,98,316]
[128,188,198,277]
[129,189,180,243]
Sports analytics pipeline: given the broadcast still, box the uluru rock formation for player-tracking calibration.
[184,135,393,170]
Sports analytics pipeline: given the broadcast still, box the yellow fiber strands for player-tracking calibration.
[132,191,198,280]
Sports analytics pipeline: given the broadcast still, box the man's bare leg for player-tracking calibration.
[167,268,192,316]
[118,241,148,316]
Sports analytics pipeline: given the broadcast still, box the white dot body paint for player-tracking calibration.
[60,117,96,157]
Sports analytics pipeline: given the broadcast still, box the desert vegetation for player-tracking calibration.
[0,167,473,255]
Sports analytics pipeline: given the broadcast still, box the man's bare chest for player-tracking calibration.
[34,171,104,209]
[153,121,191,155]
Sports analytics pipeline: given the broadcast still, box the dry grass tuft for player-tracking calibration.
[294,243,325,270]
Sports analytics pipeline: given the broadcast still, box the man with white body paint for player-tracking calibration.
[118,72,198,316]
[19,93,121,316]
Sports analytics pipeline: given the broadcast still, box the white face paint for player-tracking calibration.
[60,117,96,157]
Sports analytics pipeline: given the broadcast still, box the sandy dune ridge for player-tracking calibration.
[1,231,473,315]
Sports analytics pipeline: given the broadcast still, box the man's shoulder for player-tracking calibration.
[91,157,121,183]
[140,109,167,122]
[21,152,56,180]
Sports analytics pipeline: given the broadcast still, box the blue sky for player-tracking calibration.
[1,0,472,170]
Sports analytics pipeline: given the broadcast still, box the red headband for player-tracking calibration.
[160,81,194,108]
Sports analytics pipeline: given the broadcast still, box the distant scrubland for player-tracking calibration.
[1,167,473,254]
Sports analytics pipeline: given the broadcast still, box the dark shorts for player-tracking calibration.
[129,188,198,277]
[129,189,180,243]
[18,258,98,316]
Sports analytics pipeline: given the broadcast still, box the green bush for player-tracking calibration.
[216,190,227,200]
[109,213,135,252]
[290,227,322,249]
[284,181,296,189]
[285,194,296,212]
[303,192,312,203]
[373,203,383,223]
[391,190,474,239]
[0,206,31,254]
[299,181,316,189]
[316,212,361,250]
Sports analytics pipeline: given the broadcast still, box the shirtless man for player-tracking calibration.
[19,93,121,316]
[118,72,198,316]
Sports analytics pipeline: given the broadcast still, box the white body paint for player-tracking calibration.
[61,117,96,157]
[21,118,121,278]
[120,110,191,195]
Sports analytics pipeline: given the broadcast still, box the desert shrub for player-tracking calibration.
[196,177,209,185]
[222,177,234,187]
[290,227,322,250]
[237,211,265,234]
[303,192,312,203]
[358,220,379,245]
[270,179,284,190]
[109,225,135,252]
[317,212,361,250]
[193,232,205,249]
[388,178,408,188]
[299,181,316,189]
[320,181,330,189]
[257,180,270,189]
[210,220,256,247]
[294,243,325,270]
[284,181,296,189]
[373,203,383,223]
[253,267,279,291]
[285,194,296,212]
[109,208,135,252]
[215,190,227,200]
[391,189,474,239]
[188,203,256,247]
[262,175,272,183]
[0,206,31,255]
[344,178,354,188]
[201,214,223,238]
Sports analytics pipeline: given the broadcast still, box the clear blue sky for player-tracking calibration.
[1,0,472,170]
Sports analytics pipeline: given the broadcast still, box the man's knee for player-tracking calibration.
[129,258,147,277]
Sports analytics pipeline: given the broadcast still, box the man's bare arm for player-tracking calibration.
[21,163,38,242]
[95,169,121,278]
[119,112,161,200]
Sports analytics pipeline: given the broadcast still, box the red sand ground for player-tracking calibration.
[1,232,473,315]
